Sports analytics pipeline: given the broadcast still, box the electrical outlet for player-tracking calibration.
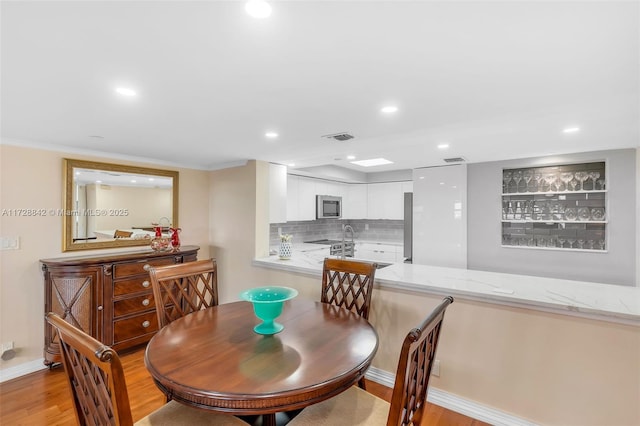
[432,359,441,377]
[365,223,369,230]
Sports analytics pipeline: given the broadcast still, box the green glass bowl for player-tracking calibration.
[239,286,298,335]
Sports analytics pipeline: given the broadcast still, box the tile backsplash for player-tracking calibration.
[269,219,404,246]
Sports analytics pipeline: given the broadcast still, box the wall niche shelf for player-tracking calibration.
[501,161,607,251]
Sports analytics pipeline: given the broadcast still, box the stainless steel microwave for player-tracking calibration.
[316,195,342,219]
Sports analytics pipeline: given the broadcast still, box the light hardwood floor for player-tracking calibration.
[0,347,488,425]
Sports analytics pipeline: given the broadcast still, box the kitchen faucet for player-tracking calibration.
[341,224,355,259]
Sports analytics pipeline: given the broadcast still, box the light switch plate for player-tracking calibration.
[0,236,20,250]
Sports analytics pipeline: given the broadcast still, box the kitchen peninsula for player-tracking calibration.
[254,246,639,326]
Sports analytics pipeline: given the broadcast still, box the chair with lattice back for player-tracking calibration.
[45,312,249,426]
[289,296,454,426]
[148,258,219,329]
[321,258,378,320]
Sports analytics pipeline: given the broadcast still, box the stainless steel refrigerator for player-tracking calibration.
[403,192,412,263]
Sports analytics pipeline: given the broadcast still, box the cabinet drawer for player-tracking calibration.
[114,277,154,296]
[113,294,156,318]
[113,257,178,278]
[113,312,158,344]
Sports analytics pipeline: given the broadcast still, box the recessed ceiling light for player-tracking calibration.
[439,182,445,185]
[347,155,356,160]
[148,178,155,181]
[265,132,278,139]
[245,0,272,18]
[130,180,137,183]
[89,135,104,139]
[115,87,137,97]
[288,163,295,167]
[563,127,580,133]
[437,143,449,149]
[381,105,398,114]
[350,158,394,167]
[96,180,102,183]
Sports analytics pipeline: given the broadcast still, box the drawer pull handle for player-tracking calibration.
[97,305,103,311]
[142,280,150,288]
[142,299,150,306]
[142,320,151,328]
[143,264,151,271]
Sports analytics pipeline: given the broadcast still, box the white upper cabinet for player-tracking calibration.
[286,174,300,221]
[343,184,367,219]
[367,182,405,219]
[286,175,345,221]
[285,174,413,222]
[269,163,288,223]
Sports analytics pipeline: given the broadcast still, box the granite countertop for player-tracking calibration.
[254,245,639,326]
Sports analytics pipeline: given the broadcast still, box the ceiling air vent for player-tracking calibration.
[322,132,354,141]
[443,157,466,163]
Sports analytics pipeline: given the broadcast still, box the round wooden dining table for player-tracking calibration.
[144,298,379,426]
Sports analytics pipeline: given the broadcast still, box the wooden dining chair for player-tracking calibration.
[288,296,454,426]
[45,312,249,426]
[321,258,378,320]
[148,258,219,328]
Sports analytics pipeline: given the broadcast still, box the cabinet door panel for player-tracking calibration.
[298,177,318,220]
[367,182,403,219]
[344,184,367,219]
[286,175,300,221]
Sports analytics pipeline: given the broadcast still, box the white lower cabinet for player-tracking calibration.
[354,242,400,263]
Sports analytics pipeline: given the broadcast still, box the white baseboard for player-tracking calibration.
[365,366,538,426]
[0,358,47,383]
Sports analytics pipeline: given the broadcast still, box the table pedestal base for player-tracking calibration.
[239,410,302,426]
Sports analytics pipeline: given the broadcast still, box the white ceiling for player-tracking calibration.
[1,1,638,173]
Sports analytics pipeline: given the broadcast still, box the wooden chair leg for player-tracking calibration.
[358,377,366,390]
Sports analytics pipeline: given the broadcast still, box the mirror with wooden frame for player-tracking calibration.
[63,159,179,251]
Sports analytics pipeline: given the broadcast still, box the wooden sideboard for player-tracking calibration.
[40,245,200,366]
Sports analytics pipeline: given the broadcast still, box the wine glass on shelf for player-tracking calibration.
[523,170,534,192]
[560,172,573,192]
[512,170,523,193]
[596,240,605,250]
[569,178,578,191]
[596,178,606,190]
[544,174,556,192]
[574,171,588,191]
[533,173,543,192]
[567,238,576,249]
[588,171,600,190]
[577,239,585,249]
[557,237,566,248]
[587,240,595,250]
[503,171,512,193]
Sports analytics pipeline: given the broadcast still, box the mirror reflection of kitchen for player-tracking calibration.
[72,167,173,242]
